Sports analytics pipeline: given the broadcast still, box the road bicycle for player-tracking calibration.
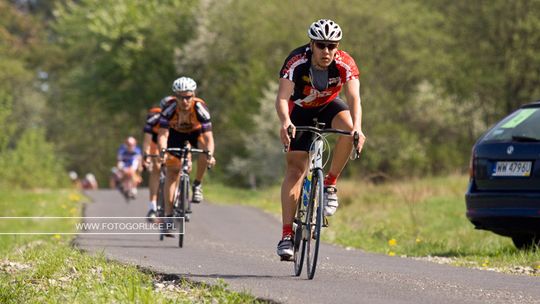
[160,146,211,247]
[288,121,360,280]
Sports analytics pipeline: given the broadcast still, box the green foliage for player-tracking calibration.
[0,129,68,189]
[0,90,14,151]
[0,1,66,189]
[47,0,198,183]
[227,82,284,187]
[5,0,540,186]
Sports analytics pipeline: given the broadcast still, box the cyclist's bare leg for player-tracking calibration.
[164,165,180,215]
[281,152,309,226]
[195,155,206,182]
[121,169,131,192]
[148,159,160,203]
[328,110,354,177]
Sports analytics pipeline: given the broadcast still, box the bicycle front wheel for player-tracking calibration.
[178,175,189,248]
[157,178,165,241]
[306,169,323,280]
[293,178,308,276]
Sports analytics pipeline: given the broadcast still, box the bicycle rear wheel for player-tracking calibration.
[293,178,308,276]
[306,169,323,280]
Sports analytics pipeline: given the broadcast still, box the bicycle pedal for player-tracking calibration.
[323,217,329,227]
[280,255,294,262]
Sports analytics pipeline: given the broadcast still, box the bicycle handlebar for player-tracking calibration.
[164,147,214,169]
[165,147,211,157]
[285,125,361,159]
[293,125,351,136]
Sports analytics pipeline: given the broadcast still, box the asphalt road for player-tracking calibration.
[76,189,540,304]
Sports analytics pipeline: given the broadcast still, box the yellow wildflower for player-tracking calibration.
[388,239,397,246]
[388,251,396,256]
[69,193,81,202]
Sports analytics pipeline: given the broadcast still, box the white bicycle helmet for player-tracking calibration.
[172,77,197,93]
[307,19,342,42]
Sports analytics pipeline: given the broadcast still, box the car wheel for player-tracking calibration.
[511,235,540,250]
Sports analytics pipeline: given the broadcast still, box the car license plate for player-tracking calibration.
[492,161,532,177]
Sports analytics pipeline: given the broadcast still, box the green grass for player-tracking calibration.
[206,175,540,274]
[0,189,264,303]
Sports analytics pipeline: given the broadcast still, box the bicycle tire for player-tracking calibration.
[293,178,308,276]
[306,169,323,280]
[156,172,165,218]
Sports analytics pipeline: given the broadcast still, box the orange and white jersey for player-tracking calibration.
[159,96,212,134]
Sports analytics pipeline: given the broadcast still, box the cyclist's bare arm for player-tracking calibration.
[157,128,169,159]
[142,133,152,156]
[343,78,366,151]
[275,78,295,147]
[201,131,216,166]
[142,133,153,164]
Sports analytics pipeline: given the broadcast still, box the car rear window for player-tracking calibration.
[482,107,540,142]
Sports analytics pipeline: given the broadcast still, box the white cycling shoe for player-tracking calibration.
[324,186,339,217]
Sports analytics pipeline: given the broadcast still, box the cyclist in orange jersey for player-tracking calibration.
[157,77,216,232]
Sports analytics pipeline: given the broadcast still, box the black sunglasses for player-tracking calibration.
[314,41,338,50]
[177,95,194,100]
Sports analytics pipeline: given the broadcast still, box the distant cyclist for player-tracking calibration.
[112,136,143,198]
[275,19,366,259]
[142,105,162,219]
[157,77,216,232]
[81,173,98,190]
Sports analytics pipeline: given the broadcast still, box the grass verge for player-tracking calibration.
[206,174,540,275]
[0,189,265,303]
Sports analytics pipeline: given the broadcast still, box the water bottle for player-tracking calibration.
[302,173,312,206]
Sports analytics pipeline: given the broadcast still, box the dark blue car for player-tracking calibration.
[466,101,540,249]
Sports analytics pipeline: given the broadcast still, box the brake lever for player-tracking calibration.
[353,131,360,160]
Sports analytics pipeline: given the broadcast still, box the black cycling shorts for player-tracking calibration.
[167,128,201,149]
[289,97,349,151]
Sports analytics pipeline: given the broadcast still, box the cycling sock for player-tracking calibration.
[193,180,201,186]
[282,224,293,239]
[148,201,157,211]
[324,173,339,186]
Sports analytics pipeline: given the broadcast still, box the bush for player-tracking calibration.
[0,128,67,189]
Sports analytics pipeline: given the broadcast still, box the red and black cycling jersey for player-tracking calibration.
[143,107,161,143]
[159,96,212,134]
[279,44,359,109]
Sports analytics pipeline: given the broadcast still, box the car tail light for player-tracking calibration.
[469,147,476,178]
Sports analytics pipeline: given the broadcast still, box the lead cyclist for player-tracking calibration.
[275,19,366,260]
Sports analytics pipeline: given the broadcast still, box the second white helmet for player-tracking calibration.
[308,19,342,42]
[172,77,197,93]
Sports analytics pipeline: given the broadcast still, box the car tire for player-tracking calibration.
[511,235,540,250]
